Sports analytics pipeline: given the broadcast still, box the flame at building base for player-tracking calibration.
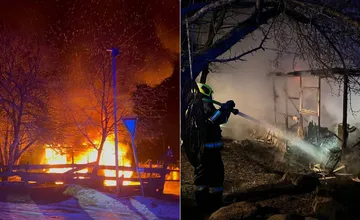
[44,138,135,186]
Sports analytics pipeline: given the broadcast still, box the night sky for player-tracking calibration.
[0,0,179,159]
[0,0,179,82]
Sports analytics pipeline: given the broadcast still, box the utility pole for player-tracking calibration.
[107,48,120,194]
[342,71,348,149]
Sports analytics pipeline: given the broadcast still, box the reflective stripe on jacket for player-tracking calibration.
[204,141,223,149]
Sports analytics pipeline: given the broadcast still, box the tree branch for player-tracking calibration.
[182,6,281,83]
[213,16,274,63]
[184,0,237,25]
[291,0,360,31]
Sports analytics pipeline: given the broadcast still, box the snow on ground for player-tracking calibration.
[0,185,179,220]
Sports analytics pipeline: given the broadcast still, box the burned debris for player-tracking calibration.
[246,69,360,180]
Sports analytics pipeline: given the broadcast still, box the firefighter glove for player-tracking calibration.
[220,100,235,112]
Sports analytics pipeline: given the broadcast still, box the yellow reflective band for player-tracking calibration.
[197,83,213,97]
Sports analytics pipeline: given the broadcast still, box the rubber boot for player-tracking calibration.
[208,192,223,212]
[195,188,210,209]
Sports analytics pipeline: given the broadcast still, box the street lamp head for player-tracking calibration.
[107,48,120,57]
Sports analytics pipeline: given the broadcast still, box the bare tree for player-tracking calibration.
[182,0,360,85]
[132,83,168,140]
[0,28,52,172]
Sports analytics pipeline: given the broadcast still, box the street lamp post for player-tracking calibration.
[107,48,120,194]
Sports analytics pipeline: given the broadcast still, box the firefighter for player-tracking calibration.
[165,146,176,165]
[193,83,236,210]
[162,146,175,168]
[166,146,174,158]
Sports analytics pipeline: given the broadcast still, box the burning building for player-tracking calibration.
[42,138,134,186]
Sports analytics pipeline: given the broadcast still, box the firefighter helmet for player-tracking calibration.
[197,83,213,97]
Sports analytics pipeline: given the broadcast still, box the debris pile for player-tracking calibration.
[250,127,287,153]
[248,120,360,182]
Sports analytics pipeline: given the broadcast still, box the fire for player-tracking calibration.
[45,148,71,173]
[96,139,134,186]
[44,138,135,186]
[169,168,180,181]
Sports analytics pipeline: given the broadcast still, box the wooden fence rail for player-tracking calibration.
[0,164,179,172]
[0,163,179,195]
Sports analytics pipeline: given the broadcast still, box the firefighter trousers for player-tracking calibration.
[194,148,224,207]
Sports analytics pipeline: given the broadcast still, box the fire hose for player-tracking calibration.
[203,98,301,124]
[202,98,264,124]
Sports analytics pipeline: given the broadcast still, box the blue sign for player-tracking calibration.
[121,116,138,137]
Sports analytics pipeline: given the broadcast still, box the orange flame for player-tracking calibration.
[44,138,135,186]
[45,147,71,173]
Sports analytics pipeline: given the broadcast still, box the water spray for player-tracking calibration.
[204,98,329,163]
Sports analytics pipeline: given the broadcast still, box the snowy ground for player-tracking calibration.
[0,184,179,220]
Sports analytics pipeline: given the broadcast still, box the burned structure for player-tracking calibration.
[254,68,360,176]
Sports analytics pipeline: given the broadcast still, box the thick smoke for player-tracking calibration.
[203,33,360,142]
[136,56,174,87]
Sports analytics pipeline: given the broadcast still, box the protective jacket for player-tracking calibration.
[203,97,231,146]
[193,83,234,211]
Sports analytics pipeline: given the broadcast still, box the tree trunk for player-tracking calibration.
[1,158,9,181]
[200,65,209,84]
[3,142,18,181]
[8,143,18,172]
[91,138,106,177]
[181,7,281,86]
